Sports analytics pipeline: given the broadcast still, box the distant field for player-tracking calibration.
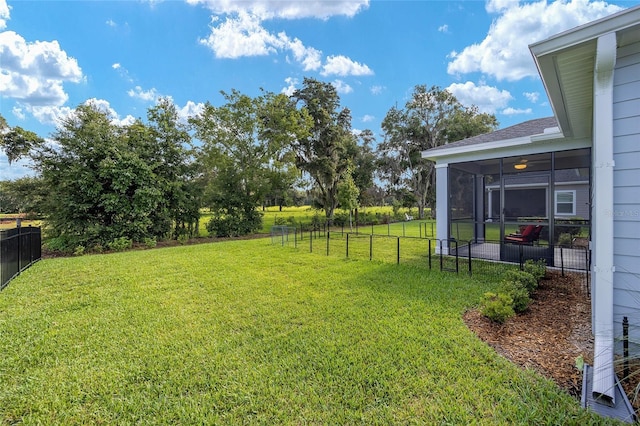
[0,239,599,424]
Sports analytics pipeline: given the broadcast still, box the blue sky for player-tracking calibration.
[1,0,638,180]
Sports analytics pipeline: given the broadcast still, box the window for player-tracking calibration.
[555,190,576,215]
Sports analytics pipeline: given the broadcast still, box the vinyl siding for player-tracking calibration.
[612,40,640,350]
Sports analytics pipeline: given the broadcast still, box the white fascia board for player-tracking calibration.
[423,133,589,166]
[530,5,640,56]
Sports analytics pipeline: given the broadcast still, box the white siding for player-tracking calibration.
[612,40,640,352]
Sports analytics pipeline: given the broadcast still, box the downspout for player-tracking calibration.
[591,31,617,404]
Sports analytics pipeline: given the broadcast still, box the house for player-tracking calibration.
[423,5,640,421]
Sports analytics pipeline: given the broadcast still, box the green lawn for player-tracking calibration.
[0,239,614,424]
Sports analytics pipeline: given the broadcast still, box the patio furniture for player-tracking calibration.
[405,213,414,221]
[505,225,543,244]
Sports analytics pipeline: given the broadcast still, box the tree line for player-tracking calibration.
[0,78,497,252]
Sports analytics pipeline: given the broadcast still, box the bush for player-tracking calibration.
[107,237,132,252]
[499,280,530,313]
[206,210,262,238]
[557,233,573,247]
[177,234,189,245]
[503,269,538,293]
[480,292,515,324]
[523,259,546,281]
[73,245,85,256]
[144,237,157,249]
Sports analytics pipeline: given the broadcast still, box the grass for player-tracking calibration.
[0,239,617,424]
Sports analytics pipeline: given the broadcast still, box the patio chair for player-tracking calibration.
[505,225,543,244]
[405,213,414,221]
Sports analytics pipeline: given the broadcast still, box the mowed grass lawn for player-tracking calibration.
[0,239,610,424]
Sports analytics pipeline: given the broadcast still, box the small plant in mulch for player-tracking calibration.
[480,292,515,323]
[480,260,547,323]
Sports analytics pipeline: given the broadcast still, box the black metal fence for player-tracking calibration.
[0,226,42,290]
[271,226,590,285]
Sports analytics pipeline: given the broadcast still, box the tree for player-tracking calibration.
[0,177,46,215]
[191,90,308,236]
[26,99,198,251]
[379,85,497,218]
[337,166,359,230]
[0,114,45,165]
[291,77,356,224]
[145,98,200,238]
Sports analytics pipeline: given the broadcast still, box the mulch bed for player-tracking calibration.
[463,271,593,399]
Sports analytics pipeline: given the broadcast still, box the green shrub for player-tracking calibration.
[206,210,262,238]
[480,292,515,324]
[107,237,132,252]
[499,280,530,313]
[523,259,546,281]
[73,245,85,256]
[144,237,157,249]
[557,233,573,247]
[504,269,538,293]
[177,234,189,245]
[274,216,286,226]
[43,236,80,254]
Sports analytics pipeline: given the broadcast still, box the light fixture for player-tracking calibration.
[514,158,528,170]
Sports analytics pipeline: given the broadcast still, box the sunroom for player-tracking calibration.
[422,117,591,269]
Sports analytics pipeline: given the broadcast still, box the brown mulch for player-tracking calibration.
[463,271,593,399]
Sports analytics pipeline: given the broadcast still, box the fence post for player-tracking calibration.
[294,228,297,248]
[402,222,406,237]
[468,241,472,275]
[397,237,400,264]
[310,230,313,253]
[346,233,349,258]
[439,240,443,271]
[371,223,374,235]
[624,316,630,380]
[326,231,330,256]
[454,240,459,274]
[560,246,565,276]
[369,235,373,261]
[428,239,432,269]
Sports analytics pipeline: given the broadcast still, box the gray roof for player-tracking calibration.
[426,116,558,154]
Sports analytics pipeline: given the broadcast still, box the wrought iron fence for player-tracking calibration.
[272,226,590,286]
[0,226,42,290]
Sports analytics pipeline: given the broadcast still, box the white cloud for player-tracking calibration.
[12,106,24,120]
[194,2,372,77]
[0,0,10,30]
[0,31,83,111]
[370,85,384,95]
[187,0,369,20]
[502,107,533,115]
[362,114,374,123]
[448,0,623,81]
[25,105,74,125]
[200,12,284,58]
[112,62,133,83]
[286,36,322,71]
[281,77,298,96]
[485,0,512,13]
[331,79,353,94]
[128,85,159,102]
[106,19,117,27]
[446,81,512,114]
[83,98,135,126]
[523,91,540,103]
[178,100,205,123]
[438,24,449,33]
[321,55,373,77]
